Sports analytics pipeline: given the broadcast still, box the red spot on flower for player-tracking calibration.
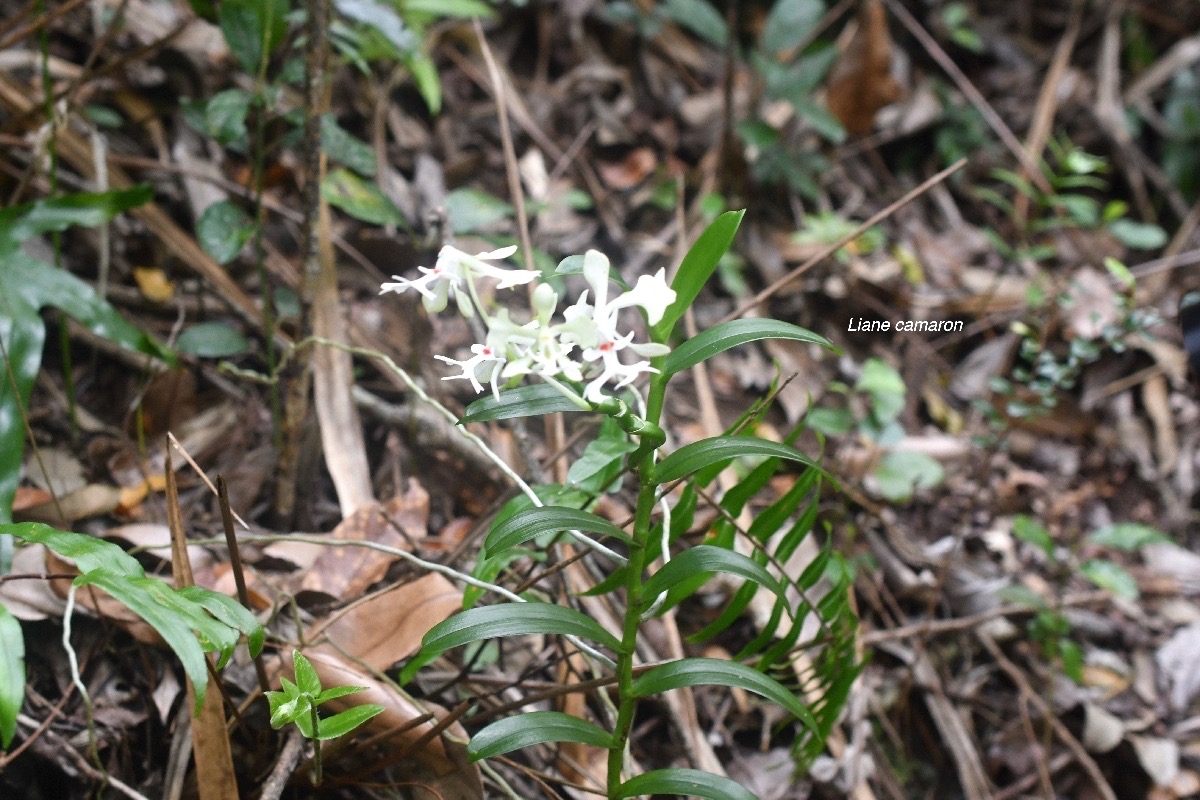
[599,340,614,352]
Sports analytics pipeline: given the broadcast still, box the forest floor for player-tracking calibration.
[2,0,1200,798]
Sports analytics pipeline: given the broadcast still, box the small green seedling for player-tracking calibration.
[267,650,384,784]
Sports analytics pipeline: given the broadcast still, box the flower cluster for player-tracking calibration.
[381,246,675,403]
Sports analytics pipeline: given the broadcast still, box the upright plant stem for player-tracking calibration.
[607,378,668,794]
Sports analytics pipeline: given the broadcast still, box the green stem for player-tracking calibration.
[606,375,668,795]
[308,705,323,785]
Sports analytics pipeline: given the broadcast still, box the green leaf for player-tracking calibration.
[196,201,255,265]
[0,186,153,244]
[660,0,728,47]
[631,657,818,736]
[202,89,252,146]
[1080,559,1139,599]
[1088,523,1171,551]
[334,0,415,55]
[663,318,833,378]
[760,0,824,56]
[856,358,905,424]
[653,210,745,341]
[321,112,378,176]
[406,52,442,114]
[461,384,585,423]
[175,322,250,358]
[292,650,322,696]
[1108,219,1167,250]
[0,604,23,749]
[403,0,494,17]
[444,188,513,234]
[642,546,785,611]
[422,603,621,654]
[220,0,289,75]
[1,524,260,713]
[321,168,406,226]
[654,436,821,484]
[805,407,854,436]
[1012,515,1054,559]
[614,768,758,800]
[467,711,612,761]
[315,703,384,740]
[175,585,265,657]
[485,507,631,557]
[566,421,638,492]
[872,450,944,502]
[314,684,365,704]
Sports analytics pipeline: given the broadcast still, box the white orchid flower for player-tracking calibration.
[380,244,536,315]
[434,343,506,398]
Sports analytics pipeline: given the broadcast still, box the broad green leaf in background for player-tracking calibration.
[659,0,728,47]
[1108,219,1167,250]
[614,768,758,800]
[485,506,631,557]
[321,168,407,226]
[654,436,822,484]
[175,322,251,358]
[202,89,252,147]
[196,201,255,264]
[220,0,290,75]
[872,450,944,502]
[467,711,612,761]
[1088,523,1171,551]
[422,603,622,654]
[0,187,170,528]
[175,586,265,657]
[653,210,745,341]
[641,545,787,612]
[0,604,22,748]
[1080,559,1139,600]
[444,188,513,234]
[856,358,906,424]
[406,52,442,114]
[461,384,586,423]
[334,0,415,55]
[1012,515,1055,559]
[403,0,494,17]
[630,657,818,735]
[662,318,834,378]
[321,112,378,177]
[760,0,825,56]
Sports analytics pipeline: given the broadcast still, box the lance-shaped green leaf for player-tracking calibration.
[176,585,265,657]
[220,0,289,75]
[663,318,834,378]
[485,506,631,556]
[0,604,23,749]
[0,187,170,526]
[423,603,621,654]
[641,545,786,613]
[631,657,818,736]
[461,384,586,423]
[654,436,822,484]
[2,524,264,713]
[653,209,745,341]
[312,703,385,740]
[468,711,612,761]
[614,768,758,800]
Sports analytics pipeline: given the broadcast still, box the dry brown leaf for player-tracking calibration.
[0,544,66,620]
[296,481,430,603]
[596,147,657,190]
[826,0,902,136]
[308,574,462,670]
[1064,267,1120,340]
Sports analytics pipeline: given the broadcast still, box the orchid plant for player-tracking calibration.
[382,211,860,800]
